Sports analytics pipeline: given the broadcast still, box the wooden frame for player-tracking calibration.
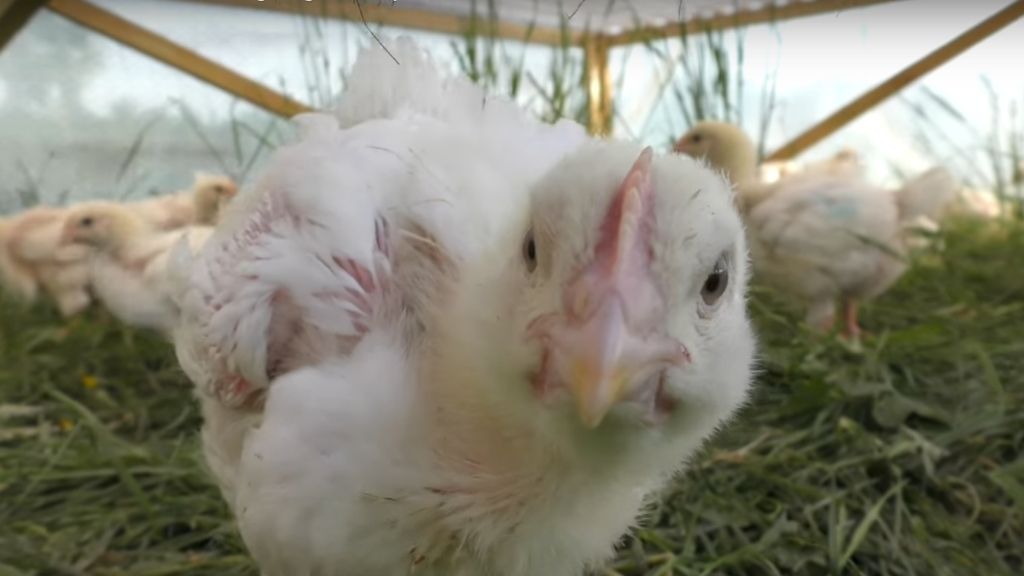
[181,0,583,47]
[0,0,46,52]
[585,35,613,136]
[767,0,1024,161]
[181,0,905,135]
[47,0,311,118]
[4,0,1016,147]
[605,0,903,47]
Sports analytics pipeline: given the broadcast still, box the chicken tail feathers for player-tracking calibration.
[893,166,960,225]
[335,36,447,129]
[334,35,588,184]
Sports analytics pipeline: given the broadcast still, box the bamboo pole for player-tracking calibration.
[585,35,613,136]
[0,0,46,52]
[47,0,312,118]
[605,0,904,47]
[767,0,1024,161]
[183,0,582,47]
[185,0,904,49]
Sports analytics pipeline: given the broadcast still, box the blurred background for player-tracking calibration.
[1,0,1021,212]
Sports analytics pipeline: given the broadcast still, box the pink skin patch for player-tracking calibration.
[204,190,394,409]
[225,373,252,399]
[215,371,265,410]
[528,147,690,424]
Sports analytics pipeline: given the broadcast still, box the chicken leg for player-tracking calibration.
[841,297,861,340]
[805,299,836,334]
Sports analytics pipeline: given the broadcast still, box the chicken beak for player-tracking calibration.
[546,146,689,428]
[565,296,632,428]
[560,293,690,428]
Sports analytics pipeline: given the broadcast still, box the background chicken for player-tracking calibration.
[128,172,237,230]
[171,39,754,576]
[60,201,213,335]
[0,173,236,318]
[759,148,863,184]
[0,212,45,303]
[0,206,93,317]
[675,121,960,338]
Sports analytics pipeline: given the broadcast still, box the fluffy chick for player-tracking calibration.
[129,173,237,230]
[191,172,239,225]
[60,201,212,334]
[0,207,93,316]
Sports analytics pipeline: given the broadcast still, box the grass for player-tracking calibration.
[1,217,1021,576]
[0,308,250,574]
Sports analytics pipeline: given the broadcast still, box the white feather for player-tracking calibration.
[91,226,213,335]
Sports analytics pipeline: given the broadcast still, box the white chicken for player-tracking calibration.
[171,39,755,576]
[759,148,863,184]
[128,172,237,230]
[675,121,958,338]
[59,201,213,335]
[0,206,93,317]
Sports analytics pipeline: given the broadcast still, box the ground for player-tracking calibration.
[1,218,1021,576]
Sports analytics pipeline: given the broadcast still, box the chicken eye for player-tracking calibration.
[691,133,703,144]
[213,185,225,194]
[700,256,729,307]
[522,228,537,273]
[80,217,94,227]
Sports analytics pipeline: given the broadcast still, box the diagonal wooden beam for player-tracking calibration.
[767,0,1024,161]
[584,35,613,136]
[606,0,905,47]
[180,0,582,47]
[0,0,46,52]
[46,0,312,118]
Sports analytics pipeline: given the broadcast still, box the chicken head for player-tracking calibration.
[502,141,755,438]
